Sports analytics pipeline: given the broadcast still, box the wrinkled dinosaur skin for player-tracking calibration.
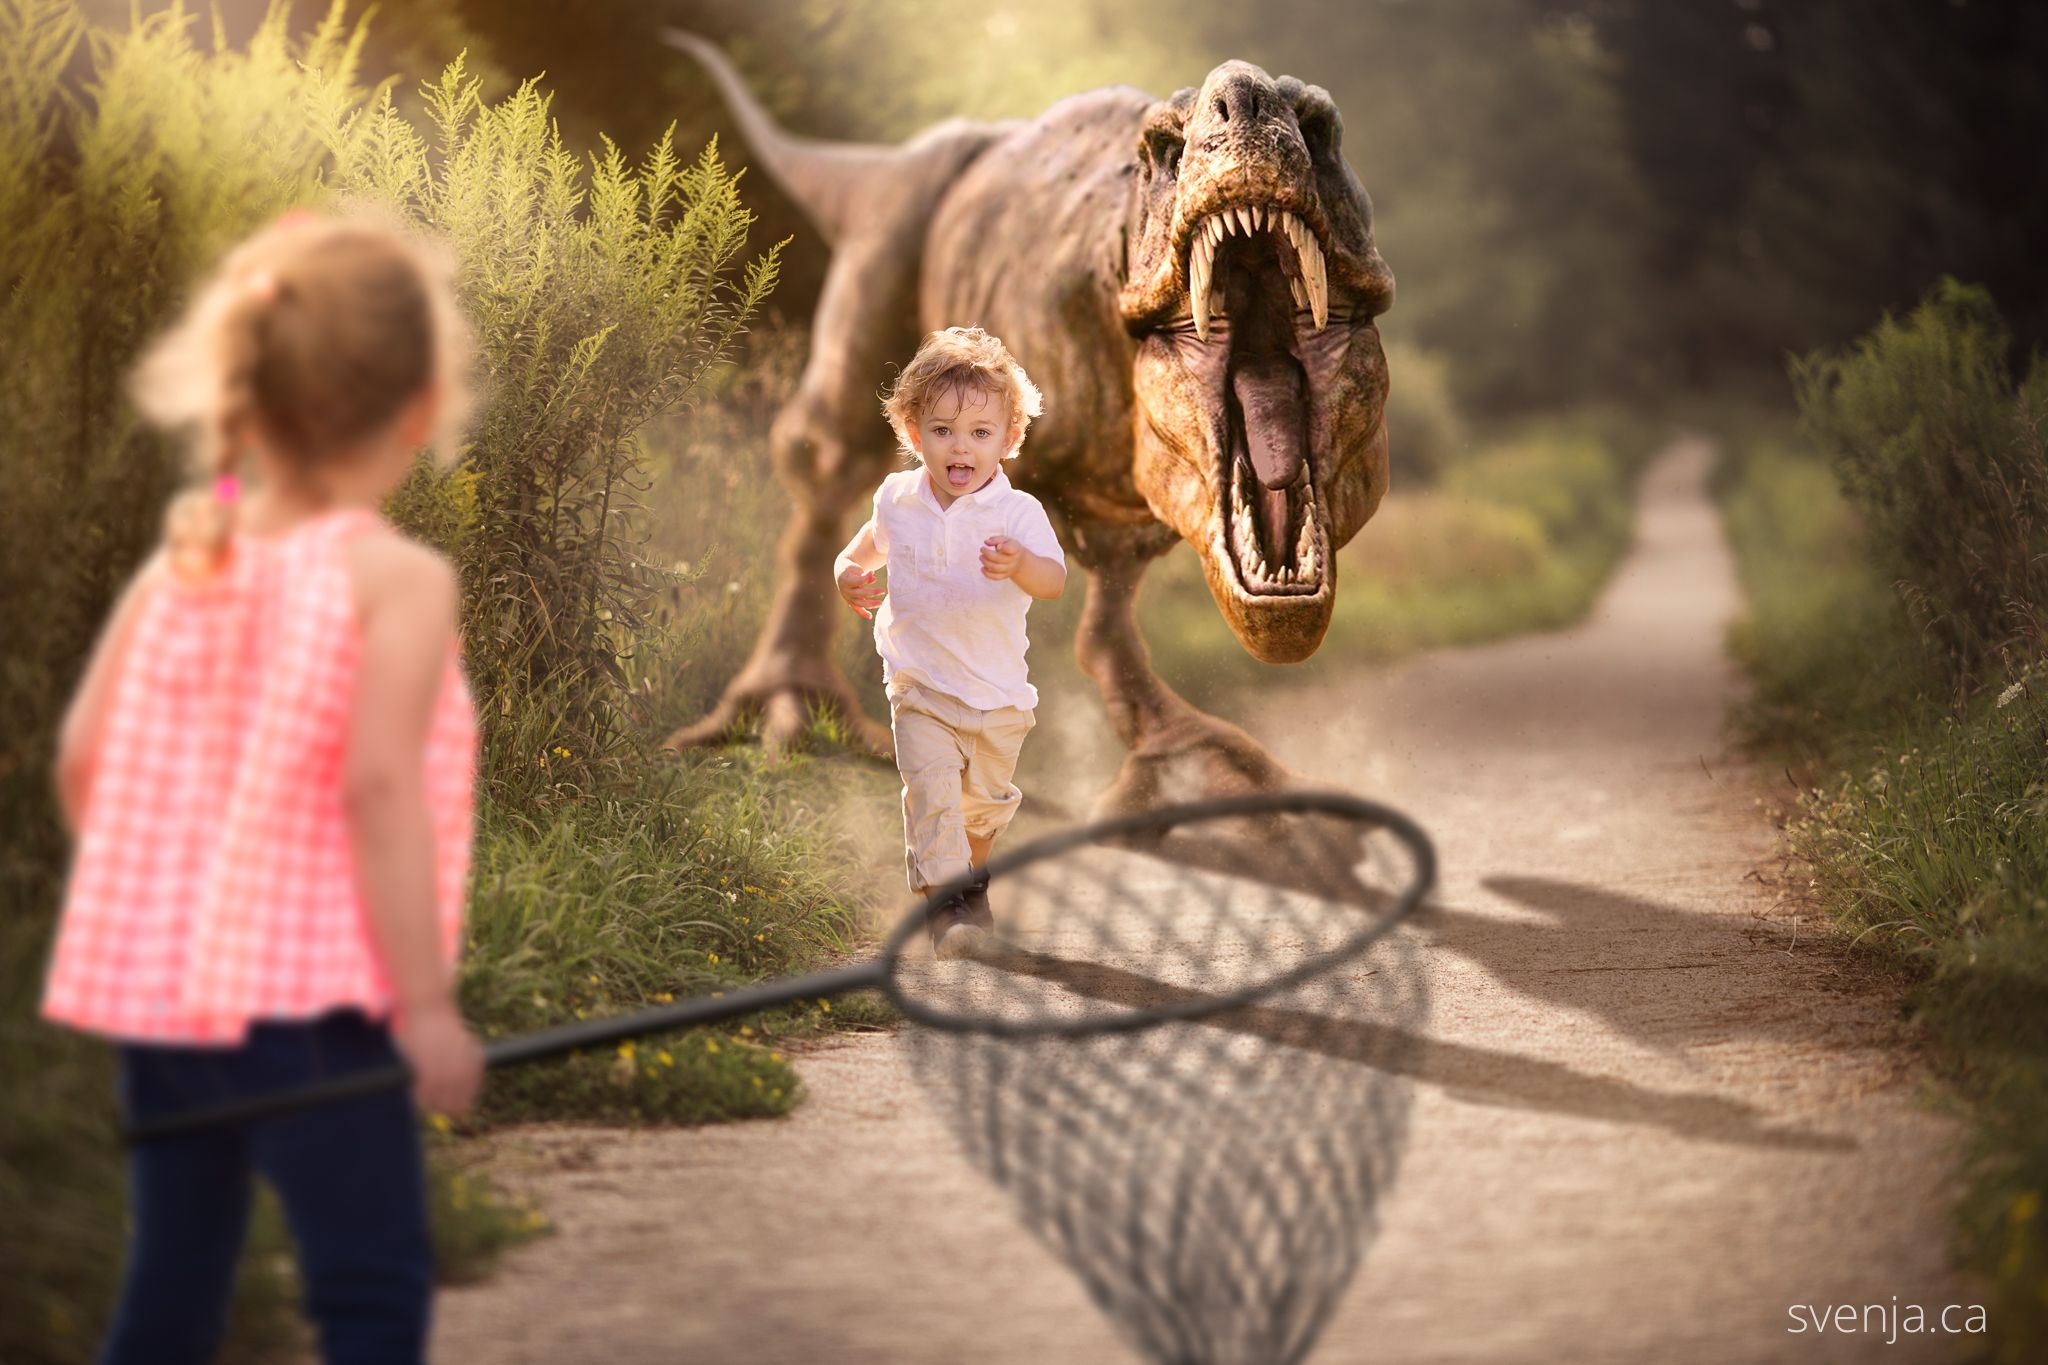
[662,33,1395,814]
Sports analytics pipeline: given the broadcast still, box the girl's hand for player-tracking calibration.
[394,1002,485,1117]
[837,562,885,618]
[980,536,1025,580]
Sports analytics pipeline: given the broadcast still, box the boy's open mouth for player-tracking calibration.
[945,461,976,489]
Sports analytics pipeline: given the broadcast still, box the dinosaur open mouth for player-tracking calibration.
[1188,205,1327,597]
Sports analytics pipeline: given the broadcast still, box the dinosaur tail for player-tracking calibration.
[663,29,902,247]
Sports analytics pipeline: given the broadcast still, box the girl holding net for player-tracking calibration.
[42,211,481,1364]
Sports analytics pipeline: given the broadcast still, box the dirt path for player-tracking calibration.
[434,438,1971,1363]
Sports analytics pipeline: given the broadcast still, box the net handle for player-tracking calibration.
[122,961,886,1144]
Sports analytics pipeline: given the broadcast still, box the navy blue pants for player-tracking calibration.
[101,1010,432,1365]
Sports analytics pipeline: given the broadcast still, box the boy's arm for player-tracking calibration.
[834,519,887,619]
[1008,497,1067,601]
[1008,550,1066,600]
[54,557,166,833]
[834,518,884,577]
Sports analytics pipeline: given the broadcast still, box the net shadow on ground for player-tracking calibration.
[902,810,1431,1365]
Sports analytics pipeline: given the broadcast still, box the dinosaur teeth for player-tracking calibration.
[1185,206,1330,338]
[1191,231,1216,340]
[1303,232,1328,331]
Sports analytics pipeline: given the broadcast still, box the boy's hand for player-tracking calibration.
[980,536,1026,580]
[837,562,885,618]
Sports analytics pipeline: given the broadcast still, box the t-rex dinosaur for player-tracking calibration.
[662,32,1396,814]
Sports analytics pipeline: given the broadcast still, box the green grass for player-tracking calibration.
[455,738,898,1130]
[1716,415,2048,1363]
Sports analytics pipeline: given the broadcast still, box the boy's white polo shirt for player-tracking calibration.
[870,466,1064,712]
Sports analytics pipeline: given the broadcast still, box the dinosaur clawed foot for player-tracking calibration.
[1090,709,1296,822]
[661,670,893,761]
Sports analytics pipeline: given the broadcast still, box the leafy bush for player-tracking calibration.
[1717,432,1931,758]
[0,0,361,900]
[333,55,783,766]
[1791,279,2048,693]
[1718,396,2048,1364]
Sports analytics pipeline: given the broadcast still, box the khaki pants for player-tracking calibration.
[887,678,1036,890]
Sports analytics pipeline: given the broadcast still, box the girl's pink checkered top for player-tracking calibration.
[42,508,477,1044]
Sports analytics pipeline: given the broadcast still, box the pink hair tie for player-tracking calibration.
[275,208,319,230]
[213,474,241,505]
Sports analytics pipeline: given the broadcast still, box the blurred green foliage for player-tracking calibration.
[1792,280,2048,696]
[1380,340,1468,489]
[1718,290,2048,1363]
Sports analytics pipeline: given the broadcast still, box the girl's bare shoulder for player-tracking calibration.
[344,524,458,622]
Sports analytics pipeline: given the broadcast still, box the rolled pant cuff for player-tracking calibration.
[908,852,972,893]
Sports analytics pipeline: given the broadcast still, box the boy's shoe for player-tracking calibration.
[927,892,991,960]
[961,870,995,933]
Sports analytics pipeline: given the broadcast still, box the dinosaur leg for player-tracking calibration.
[1075,547,1293,818]
[663,235,922,759]
[662,494,892,758]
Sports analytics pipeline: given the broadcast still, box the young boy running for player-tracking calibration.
[834,327,1065,958]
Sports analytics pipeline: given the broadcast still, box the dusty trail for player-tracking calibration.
[434,438,1970,1363]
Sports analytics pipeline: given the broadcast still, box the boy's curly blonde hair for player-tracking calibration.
[881,326,1043,460]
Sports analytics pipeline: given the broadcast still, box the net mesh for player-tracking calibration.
[902,806,1430,1365]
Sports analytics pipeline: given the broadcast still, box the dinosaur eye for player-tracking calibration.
[1145,128,1183,177]
[1296,104,1338,159]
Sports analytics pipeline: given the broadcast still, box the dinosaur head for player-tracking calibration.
[1119,62,1395,664]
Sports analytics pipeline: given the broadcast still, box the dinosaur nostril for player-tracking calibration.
[1214,96,1229,124]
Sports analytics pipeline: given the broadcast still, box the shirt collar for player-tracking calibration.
[897,467,1012,508]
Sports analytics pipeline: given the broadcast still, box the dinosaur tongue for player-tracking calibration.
[1232,356,1306,561]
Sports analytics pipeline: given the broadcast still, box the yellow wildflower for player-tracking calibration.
[707,952,721,966]
[617,1041,636,1060]
[705,1037,721,1054]
[428,1113,452,1134]
[657,1050,674,1067]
